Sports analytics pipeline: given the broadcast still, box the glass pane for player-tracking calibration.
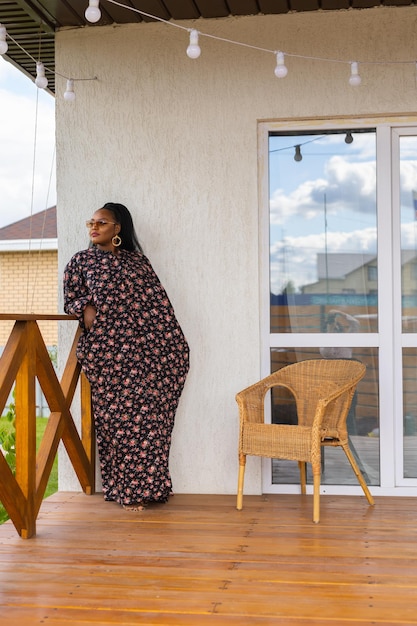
[400,136,417,333]
[271,348,380,486]
[403,348,417,478]
[269,130,377,333]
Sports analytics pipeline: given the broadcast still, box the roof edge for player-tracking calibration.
[0,239,58,251]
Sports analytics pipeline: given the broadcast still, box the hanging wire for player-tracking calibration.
[29,147,56,314]
[269,135,326,155]
[4,31,97,83]
[25,83,40,313]
[25,29,56,313]
[2,2,417,90]
[104,0,417,70]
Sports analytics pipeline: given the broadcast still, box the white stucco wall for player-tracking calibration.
[56,8,417,494]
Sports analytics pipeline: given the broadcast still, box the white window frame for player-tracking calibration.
[258,115,417,496]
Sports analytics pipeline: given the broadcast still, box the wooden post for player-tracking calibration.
[0,315,95,538]
[81,372,95,495]
[14,321,37,538]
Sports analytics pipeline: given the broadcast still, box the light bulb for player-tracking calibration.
[35,62,48,89]
[64,79,75,101]
[85,0,101,23]
[294,145,302,162]
[274,51,288,78]
[0,24,8,55]
[349,62,361,87]
[186,29,201,59]
[345,132,353,144]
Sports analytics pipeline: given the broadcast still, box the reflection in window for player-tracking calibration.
[400,137,417,333]
[403,348,417,478]
[269,129,377,334]
[271,348,380,486]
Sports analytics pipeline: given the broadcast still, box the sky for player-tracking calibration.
[269,131,377,294]
[268,131,417,294]
[0,56,56,230]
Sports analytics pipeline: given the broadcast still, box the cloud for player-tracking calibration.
[270,155,376,225]
[322,156,376,207]
[0,57,56,229]
[270,225,378,295]
[268,137,381,293]
[400,159,417,209]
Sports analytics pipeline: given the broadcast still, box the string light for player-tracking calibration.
[186,30,201,59]
[100,0,417,87]
[35,62,48,89]
[0,24,8,55]
[4,30,97,96]
[2,0,417,100]
[274,51,288,78]
[349,62,361,86]
[85,0,101,23]
[64,79,75,101]
[270,133,357,161]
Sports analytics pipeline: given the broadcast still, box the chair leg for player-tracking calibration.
[298,461,307,495]
[237,454,246,510]
[342,443,375,506]
[312,463,321,523]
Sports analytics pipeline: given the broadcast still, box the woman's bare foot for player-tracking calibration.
[122,502,146,511]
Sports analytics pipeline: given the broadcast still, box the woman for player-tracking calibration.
[63,202,189,510]
[320,309,360,359]
[320,308,360,436]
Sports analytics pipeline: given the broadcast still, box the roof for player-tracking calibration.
[317,252,375,279]
[0,206,57,241]
[1,0,413,94]
[316,251,416,282]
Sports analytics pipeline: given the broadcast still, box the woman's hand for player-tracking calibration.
[83,304,97,330]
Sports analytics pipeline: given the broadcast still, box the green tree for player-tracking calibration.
[281,280,296,294]
[0,397,16,524]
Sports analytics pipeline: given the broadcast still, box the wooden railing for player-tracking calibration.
[0,315,95,538]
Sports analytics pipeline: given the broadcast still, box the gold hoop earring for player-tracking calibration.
[112,235,122,247]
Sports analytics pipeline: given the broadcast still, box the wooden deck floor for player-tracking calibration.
[1,492,417,625]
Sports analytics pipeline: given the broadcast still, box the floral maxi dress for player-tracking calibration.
[63,247,189,506]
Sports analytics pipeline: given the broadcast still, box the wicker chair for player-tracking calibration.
[236,359,374,523]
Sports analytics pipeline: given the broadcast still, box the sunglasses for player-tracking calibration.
[86,220,118,229]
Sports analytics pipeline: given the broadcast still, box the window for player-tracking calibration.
[269,129,377,334]
[264,123,380,490]
[260,117,417,495]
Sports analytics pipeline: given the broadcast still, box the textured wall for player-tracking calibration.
[55,8,417,493]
